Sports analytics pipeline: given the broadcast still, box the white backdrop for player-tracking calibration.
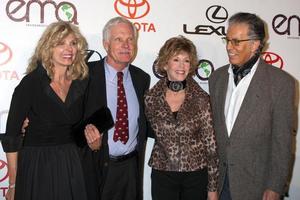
[0,0,299,199]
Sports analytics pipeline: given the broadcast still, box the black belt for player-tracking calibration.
[109,150,138,162]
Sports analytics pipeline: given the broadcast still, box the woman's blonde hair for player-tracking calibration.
[155,35,198,77]
[26,21,88,80]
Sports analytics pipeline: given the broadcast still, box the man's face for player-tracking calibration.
[104,22,136,70]
[225,23,260,67]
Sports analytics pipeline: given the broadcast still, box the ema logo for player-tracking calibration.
[6,0,78,25]
[183,5,227,35]
[114,0,156,32]
[0,42,13,66]
[196,59,214,81]
[262,52,284,69]
[272,14,300,39]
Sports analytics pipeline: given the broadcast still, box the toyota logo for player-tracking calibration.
[0,160,8,183]
[261,52,284,69]
[0,42,13,66]
[114,0,150,19]
[206,5,228,24]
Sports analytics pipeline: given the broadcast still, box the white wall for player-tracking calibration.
[0,0,299,199]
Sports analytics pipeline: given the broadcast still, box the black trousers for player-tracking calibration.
[220,173,232,200]
[151,168,208,200]
[101,156,138,200]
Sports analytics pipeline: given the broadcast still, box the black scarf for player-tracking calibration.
[232,54,260,85]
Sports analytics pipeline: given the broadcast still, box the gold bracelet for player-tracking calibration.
[9,184,15,189]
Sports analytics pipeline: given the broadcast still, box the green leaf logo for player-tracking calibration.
[199,61,211,77]
[61,4,73,20]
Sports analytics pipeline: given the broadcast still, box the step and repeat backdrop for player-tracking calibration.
[0,0,299,199]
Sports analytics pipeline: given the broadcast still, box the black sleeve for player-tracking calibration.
[2,77,33,152]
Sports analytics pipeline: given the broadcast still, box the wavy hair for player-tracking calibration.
[156,35,198,77]
[26,21,88,80]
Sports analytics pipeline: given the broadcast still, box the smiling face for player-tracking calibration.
[104,22,136,70]
[165,51,191,81]
[226,23,260,67]
[51,33,77,68]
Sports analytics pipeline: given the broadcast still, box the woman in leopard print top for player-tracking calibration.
[145,36,219,200]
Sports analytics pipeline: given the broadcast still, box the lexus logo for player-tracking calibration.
[0,160,8,183]
[262,52,284,69]
[114,0,150,19]
[183,5,227,35]
[196,59,214,81]
[206,5,228,24]
[0,42,13,66]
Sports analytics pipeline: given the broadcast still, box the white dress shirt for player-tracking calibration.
[105,60,139,156]
[224,60,259,136]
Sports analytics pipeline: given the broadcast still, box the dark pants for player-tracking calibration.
[101,156,138,200]
[220,173,232,200]
[151,168,208,200]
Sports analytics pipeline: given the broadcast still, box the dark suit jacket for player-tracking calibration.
[209,59,295,200]
[79,58,150,200]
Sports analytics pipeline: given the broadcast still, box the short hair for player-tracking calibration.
[156,35,198,77]
[102,16,138,42]
[228,12,266,52]
[27,21,88,80]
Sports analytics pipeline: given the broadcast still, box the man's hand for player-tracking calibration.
[262,189,280,200]
[84,124,103,151]
[21,117,29,134]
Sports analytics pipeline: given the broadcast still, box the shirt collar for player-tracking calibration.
[104,58,130,82]
[228,57,260,76]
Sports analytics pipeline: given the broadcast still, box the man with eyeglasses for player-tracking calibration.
[209,12,295,200]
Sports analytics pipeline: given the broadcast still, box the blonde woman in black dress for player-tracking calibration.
[3,21,96,200]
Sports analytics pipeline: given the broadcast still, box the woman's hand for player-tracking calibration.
[208,191,218,200]
[84,124,103,151]
[5,186,15,200]
[5,152,17,200]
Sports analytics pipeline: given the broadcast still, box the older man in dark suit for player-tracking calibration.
[209,12,295,200]
[82,17,150,200]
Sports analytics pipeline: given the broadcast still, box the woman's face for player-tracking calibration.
[52,33,78,68]
[165,51,191,81]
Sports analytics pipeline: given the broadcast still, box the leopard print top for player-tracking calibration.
[145,77,219,191]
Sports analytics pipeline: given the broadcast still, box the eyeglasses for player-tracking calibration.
[222,37,259,46]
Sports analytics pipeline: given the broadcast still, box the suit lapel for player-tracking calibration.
[129,66,143,106]
[230,60,266,137]
[215,66,230,138]
[94,59,107,106]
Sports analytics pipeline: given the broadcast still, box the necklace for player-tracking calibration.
[167,79,187,92]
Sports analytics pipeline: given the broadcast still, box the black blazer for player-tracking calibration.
[79,58,150,200]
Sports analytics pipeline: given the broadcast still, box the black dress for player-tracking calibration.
[2,65,88,200]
